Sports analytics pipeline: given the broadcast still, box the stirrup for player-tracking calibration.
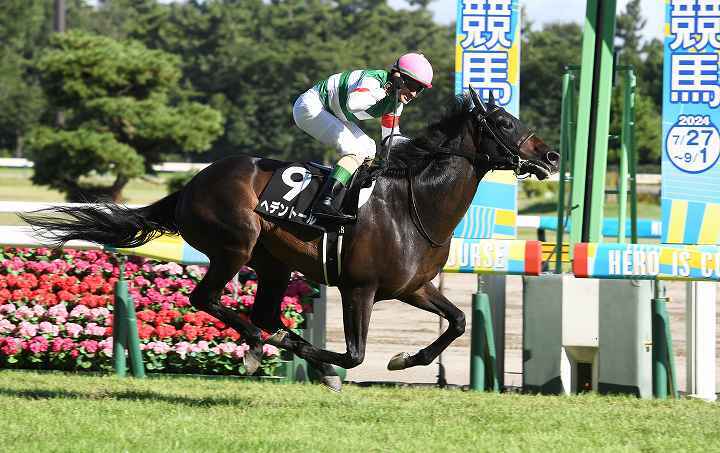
[313,208,355,224]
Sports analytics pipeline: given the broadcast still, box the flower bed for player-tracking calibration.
[0,247,317,376]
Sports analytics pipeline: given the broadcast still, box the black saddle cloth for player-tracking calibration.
[254,161,375,232]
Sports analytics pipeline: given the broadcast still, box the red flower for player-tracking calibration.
[136,310,156,323]
[155,324,177,339]
[201,326,220,341]
[221,328,240,341]
[57,290,74,302]
[181,324,200,341]
[137,323,155,340]
[281,316,296,329]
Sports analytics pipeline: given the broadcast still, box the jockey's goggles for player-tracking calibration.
[400,74,425,94]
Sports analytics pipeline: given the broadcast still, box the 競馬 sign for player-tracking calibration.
[661,0,720,244]
[454,0,521,239]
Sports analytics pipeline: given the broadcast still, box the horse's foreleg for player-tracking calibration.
[388,281,466,370]
[266,285,375,372]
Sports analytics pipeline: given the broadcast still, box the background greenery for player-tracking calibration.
[0,0,662,201]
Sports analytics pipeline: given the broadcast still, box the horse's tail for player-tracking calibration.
[19,191,182,249]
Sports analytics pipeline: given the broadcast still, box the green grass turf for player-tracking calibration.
[0,370,718,453]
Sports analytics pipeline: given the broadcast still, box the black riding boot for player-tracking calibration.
[312,177,355,223]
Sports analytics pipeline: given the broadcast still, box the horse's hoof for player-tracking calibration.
[243,344,263,375]
[320,375,342,393]
[387,352,411,371]
[266,329,289,348]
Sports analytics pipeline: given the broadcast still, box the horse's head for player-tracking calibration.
[467,87,559,180]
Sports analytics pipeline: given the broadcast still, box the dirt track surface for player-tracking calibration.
[324,274,720,392]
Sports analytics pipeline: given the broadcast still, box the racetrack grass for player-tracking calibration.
[1,371,718,453]
[0,168,170,226]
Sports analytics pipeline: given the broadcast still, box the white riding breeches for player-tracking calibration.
[293,88,377,161]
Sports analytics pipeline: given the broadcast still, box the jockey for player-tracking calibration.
[293,52,433,223]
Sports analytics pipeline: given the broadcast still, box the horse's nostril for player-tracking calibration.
[546,151,560,164]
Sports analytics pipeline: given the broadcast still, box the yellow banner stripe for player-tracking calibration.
[666,200,687,243]
[699,203,720,244]
[495,209,516,227]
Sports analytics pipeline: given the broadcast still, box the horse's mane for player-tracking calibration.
[382,94,473,178]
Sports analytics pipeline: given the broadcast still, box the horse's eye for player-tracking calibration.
[500,117,514,131]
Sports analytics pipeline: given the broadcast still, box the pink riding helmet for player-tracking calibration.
[393,53,433,88]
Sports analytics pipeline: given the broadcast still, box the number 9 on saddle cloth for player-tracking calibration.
[254,134,409,232]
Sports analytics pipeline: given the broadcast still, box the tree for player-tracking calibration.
[126,0,455,163]
[28,31,223,201]
[0,0,50,155]
[520,22,583,148]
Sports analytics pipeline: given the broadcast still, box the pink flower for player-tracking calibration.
[48,304,69,322]
[0,319,16,334]
[14,306,34,320]
[84,322,106,337]
[191,341,210,353]
[28,336,49,353]
[38,321,59,336]
[281,296,302,313]
[240,295,254,307]
[89,307,110,321]
[80,339,99,354]
[50,337,64,353]
[185,265,206,278]
[69,305,90,319]
[0,303,16,315]
[98,338,113,356]
[0,337,21,355]
[148,341,171,354]
[18,321,38,337]
[64,322,83,338]
[217,342,237,355]
[133,276,150,287]
[233,343,251,359]
[263,344,279,356]
[174,341,192,359]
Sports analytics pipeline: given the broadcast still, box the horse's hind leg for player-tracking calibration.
[248,245,341,391]
[189,250,266,374]
[388,281,466,371]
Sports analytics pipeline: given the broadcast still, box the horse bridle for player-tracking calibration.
[407,93,539,248]
[470,103,537,177]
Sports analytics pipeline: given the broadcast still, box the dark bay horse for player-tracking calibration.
[22,88,559,391]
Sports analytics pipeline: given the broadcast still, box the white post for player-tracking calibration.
[685,281,717,401]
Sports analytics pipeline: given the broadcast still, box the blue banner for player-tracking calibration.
[661,0,720,244]
[454,0,520,239]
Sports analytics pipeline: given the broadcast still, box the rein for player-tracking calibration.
[382,97,538,248]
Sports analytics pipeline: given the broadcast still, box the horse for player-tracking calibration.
[21,87,559,392]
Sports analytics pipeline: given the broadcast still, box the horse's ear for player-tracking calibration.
[488,90,496,106]
[469,86,486,115]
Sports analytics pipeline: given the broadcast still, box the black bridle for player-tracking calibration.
[407,88,541,247]
[468,88,540,178]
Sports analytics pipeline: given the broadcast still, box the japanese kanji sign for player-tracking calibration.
[661,0,720,244]
[454,0,520,239]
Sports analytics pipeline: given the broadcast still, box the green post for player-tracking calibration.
[470,276,499,392]
[556,71,573,273]
[112,280,127,377]
[652,281,678,399]
[618,67,637,244]
[571,0,618,244]
[113,257,146,378]
[624,69,639,243]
